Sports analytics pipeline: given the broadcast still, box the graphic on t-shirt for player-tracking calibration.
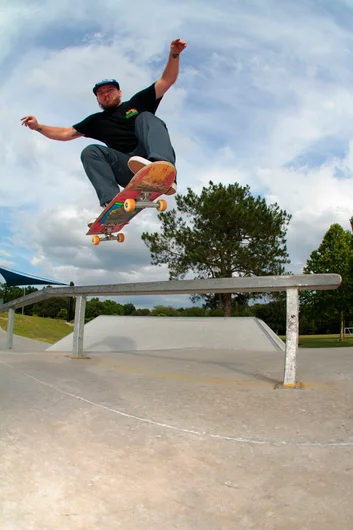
[126,108,139,119]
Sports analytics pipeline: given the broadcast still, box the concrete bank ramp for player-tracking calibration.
[47,316,284,353]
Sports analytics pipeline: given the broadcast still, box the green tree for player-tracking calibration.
[142,181,291,316]
[85,298,104,321]
[123,303,136,315]
[32,297,67,318]
[195,292,252,314]
[132,308,151,316]
[252,298,286,335]
[179,306,207,317]
[0,284,38,311]
[150,305,180,316]
[56,308,68,320]
[299,314,316,335]
[301,223,353,340]
[102,300,124,315]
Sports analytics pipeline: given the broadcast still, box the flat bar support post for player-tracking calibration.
[281,287,301,388]
[72,296,87,357]
[6,308,15,350]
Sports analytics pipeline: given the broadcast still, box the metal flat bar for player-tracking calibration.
[0,274,342,314]
[42,274,342,297]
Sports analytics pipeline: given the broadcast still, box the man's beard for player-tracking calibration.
[99,95,122,110]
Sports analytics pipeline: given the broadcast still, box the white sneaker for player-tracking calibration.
[128,156,152,174]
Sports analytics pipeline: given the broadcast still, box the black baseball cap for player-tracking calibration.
[93,79,120,95]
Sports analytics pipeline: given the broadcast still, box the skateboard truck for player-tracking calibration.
[124,197,167,213]
[92,229,125,245]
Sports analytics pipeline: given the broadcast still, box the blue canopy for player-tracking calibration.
[0,266,67,287]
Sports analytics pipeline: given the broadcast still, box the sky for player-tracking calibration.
[1,0,353,308]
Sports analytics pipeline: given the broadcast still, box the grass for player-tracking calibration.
[0,313,73,344]
[279,334,353,348]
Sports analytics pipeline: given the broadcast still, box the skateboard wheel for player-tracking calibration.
[124,198,136,213]
[92,236,100,246]
[157,199,167,212]
[117,234,125,243]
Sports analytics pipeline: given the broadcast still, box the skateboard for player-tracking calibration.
[87,161,176,245]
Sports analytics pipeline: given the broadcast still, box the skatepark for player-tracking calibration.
[1,274,353,529]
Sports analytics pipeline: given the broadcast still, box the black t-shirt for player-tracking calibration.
[73,83,162,153]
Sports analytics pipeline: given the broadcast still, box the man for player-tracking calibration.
[21,38,187,208]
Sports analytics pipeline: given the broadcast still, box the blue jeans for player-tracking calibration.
[80,111,176,206]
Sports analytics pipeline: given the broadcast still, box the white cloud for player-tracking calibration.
[0,259,15,269]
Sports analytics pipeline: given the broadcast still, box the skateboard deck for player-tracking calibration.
[87,161,176,245]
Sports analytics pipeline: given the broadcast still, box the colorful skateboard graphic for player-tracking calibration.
[87,161,176,245]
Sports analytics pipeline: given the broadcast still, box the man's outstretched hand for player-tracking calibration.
[170,39,187,55]
[21,116,39,130]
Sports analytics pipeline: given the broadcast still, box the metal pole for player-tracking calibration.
[72,296,87,358]
[67,281,75,322]
[6,308,15,350]
[22,287,26,315]
[282,287,301,388]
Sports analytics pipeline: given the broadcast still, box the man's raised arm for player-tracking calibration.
[155,39,187,99]
[21,115,83,141]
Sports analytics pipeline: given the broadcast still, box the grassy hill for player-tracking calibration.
[0,313,73,344]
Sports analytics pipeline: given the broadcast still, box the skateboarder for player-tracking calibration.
[21,39,187,208]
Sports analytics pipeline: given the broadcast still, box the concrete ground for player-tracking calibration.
[0,336,353,529]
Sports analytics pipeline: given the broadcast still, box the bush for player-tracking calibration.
[132,308,151,316]
[56,308,68,320]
